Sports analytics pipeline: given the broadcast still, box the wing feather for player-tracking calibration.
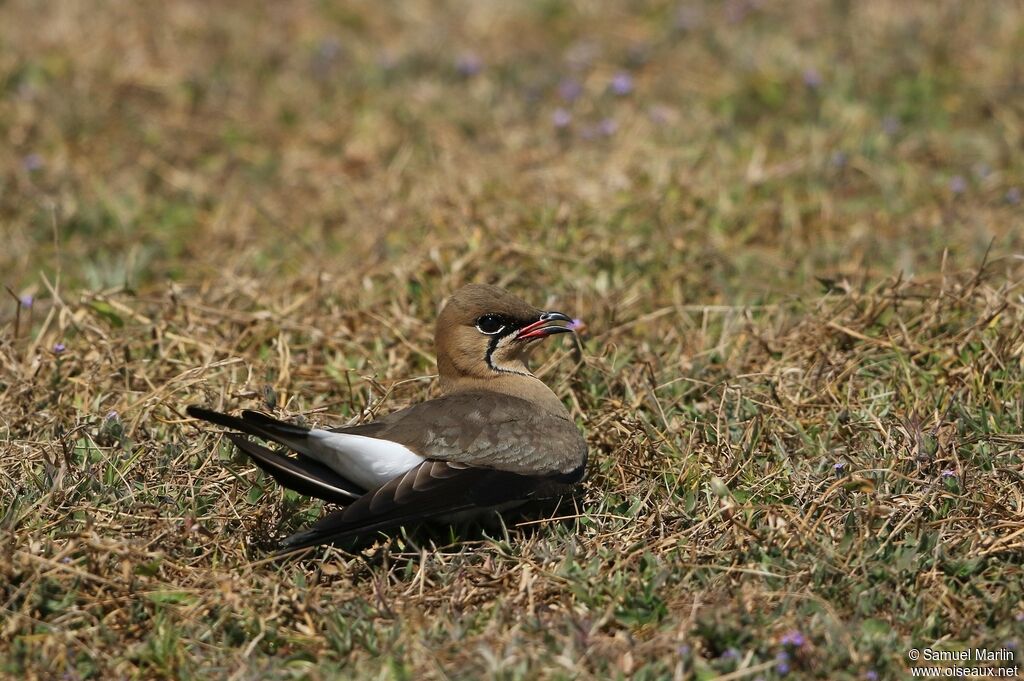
[279,461,545,550]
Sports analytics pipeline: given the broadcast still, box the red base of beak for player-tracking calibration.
[517,313,575,341]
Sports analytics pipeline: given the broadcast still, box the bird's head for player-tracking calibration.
[435,284,576,389]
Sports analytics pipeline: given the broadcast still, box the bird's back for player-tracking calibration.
[335,390,586,477]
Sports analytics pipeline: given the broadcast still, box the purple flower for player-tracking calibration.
[803,68,822,89]
[455,53,483,77]
[558,78,583,102]
[552,108,572,130]
[949,175,967,194]
[648,105,674,126]
[677,644,691,656]
[833,462,846,472]
[725,0,751,23]
[941,469,956,479]
[53,342,66,354]
[598,118,618,136]
[882,116,901,136]
[780,630,805,647]
[720,648,739,660]
[22,154,44,172]
[1006,187,1021,205]
[316,36,342,62]
[310,37,343,80]
[609,71,633,96]
[19,294,33,308]
[865,671,879,681]
[1015,611,1024,622]
[105,410,120,422]
[582,120,617,140]
[830,151,849,168]
[776,651,791,675]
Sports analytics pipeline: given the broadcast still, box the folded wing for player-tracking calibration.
[279,460,544,550]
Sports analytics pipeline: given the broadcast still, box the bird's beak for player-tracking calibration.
[516,311,576,341]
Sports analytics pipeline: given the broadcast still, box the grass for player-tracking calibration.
[2,0,1024,678]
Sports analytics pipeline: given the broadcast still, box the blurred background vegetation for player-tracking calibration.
[4,1,1021,300]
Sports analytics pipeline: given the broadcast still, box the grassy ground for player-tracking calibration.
[2,1,1024,678]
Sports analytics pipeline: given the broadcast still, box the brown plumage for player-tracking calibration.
[186,284,587,551]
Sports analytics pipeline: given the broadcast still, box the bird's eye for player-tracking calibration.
[475,314,506,335]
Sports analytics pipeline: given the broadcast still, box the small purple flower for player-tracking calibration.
[677,644,691,656]
[882,115,901,136]
[1006,187,1021,205]
[830,151,849,168]
[53,342,66,354]
[598,118,618,136]
[775,651,791,675]
[455,53,483,77]
[105,410,120,422]
[609,71,633,96]
[865,671,879,681]
[19,294,33,308]
[580,120,618,140]
[780,630,805,647]
[949,175,967,194]
[648,105,674,126]
[803,68,822,90]
[316,36,342,62]
[558,78,583,102]
[833,462,846,472]
[310,38,343,79]
[22,154,44,172]
[720,648,739,660]
[552,108,572,130]
[725,0,751,23]
[941,469,956,479]
[1015,611,1024,622]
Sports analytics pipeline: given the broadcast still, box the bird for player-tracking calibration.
[186,284,587,551]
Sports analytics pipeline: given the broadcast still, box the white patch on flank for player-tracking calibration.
[304,430,424,489]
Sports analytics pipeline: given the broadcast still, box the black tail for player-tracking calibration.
[186,406,365,502]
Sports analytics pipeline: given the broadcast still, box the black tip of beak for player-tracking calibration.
[517,311,576,340]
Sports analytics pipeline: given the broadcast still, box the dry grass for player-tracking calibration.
[2,1,1024,679]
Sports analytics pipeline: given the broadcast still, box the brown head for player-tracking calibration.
[434,284,575,406]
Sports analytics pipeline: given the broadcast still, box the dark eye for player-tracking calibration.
[475,314,506,335]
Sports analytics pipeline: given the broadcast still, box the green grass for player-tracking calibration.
[2,1,1023,679]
